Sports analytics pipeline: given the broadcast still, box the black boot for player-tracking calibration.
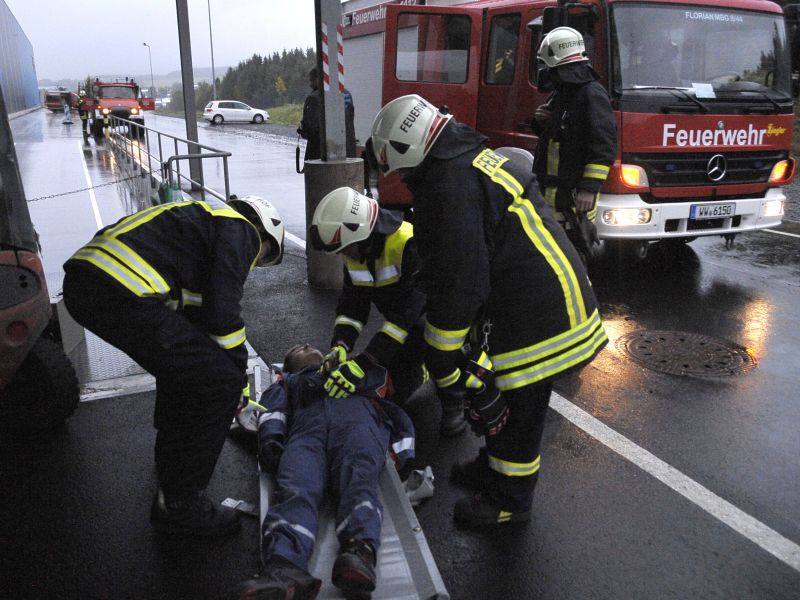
[449,448,490,492]
[453,492,531,528]
[437,387,467,437]
[231,556,321,600]
[332,539,377,600]
[150,489,240,538]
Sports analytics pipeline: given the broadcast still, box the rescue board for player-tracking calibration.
[247,346,449,599]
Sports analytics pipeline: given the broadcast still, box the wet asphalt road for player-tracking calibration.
[1,109,799,599]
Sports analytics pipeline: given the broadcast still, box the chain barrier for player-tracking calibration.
[26,174,142,203]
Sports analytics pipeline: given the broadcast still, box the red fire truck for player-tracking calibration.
[80,77,155,136]
[43,89,79,112]
[344,0,796,255]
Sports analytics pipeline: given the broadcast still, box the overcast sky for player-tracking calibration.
[5,0,317,81]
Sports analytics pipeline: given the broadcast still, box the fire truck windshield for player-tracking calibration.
[611,4,791,99]
[97,86,138,99]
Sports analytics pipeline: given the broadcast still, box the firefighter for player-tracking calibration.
[77,90,89,135]
[368,95,608,527]
[308,187,466,436]
[233,343,414,600]
[532,26,617,263]
[62,196,285,538]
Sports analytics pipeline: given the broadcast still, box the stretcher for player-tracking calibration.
[245,346,450,599]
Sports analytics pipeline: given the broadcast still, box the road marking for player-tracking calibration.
[764,228,800,239]
[285,231,306,249]
[549,392,800,572]
[78,141,103,229]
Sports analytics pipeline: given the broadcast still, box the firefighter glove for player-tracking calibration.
[463,351,509,437]
[324,359,365,399]
[258,438,284,474]
[321,344,348,375]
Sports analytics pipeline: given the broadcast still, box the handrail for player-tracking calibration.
[106,115,232,204]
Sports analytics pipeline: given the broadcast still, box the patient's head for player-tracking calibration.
[283,344,324,373]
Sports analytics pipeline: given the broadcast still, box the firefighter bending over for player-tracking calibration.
[368,95,608,527]
[532,27,616,263]
[309,187,466,436]
[62,196,285,538]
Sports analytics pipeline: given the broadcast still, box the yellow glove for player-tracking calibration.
[323,359,365,399]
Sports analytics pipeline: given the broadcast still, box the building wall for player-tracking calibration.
[0,0,39,114]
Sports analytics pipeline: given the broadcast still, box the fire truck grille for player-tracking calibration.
[624,150,786,188]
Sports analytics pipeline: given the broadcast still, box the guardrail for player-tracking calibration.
[107,116,231,202]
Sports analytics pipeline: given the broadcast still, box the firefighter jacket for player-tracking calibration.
[257,363,416,469]
[404,121,608,392]
[532,62,616,210]
[63,199,261,372]
[332,213,426,369]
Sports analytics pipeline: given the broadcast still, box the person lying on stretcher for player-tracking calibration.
[233,343,415,600]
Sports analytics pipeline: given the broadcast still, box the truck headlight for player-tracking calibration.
[102,108,110,115]
[130,107,139,115]
[602,208,652,226]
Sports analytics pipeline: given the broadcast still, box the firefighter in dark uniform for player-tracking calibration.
[62,196,285,538]
[308,187,465,435]
[369,95,608,526]
[532,27,616,262]
[77,90,89,136]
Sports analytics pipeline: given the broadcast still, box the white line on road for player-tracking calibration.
[285,231,306,249]
[78,141,103,229]
[764,228,800,239]
[549,392,800,573]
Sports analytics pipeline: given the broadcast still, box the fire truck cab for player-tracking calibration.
[371,0,795,247]
[80,77,155,136]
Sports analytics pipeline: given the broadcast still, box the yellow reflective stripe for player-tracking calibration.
[464,373,483,390]
[89,236,170,295]
[104,201,194,236]
[508,196,586,325]
[547,141,559,177]
[210,327,247,350]
[436,368,461,388]
[181,288,203,307]
[493,309,603,372]
[335,315,363,333]
[582,163,610,180]
[424,321,469,351]
[374,264,401,286]
[197,198,249,221]
[495,318,607,390]
[473,350,493,370]
[489,454,541,477]
[380,320,408,343]
[71,248,152,296]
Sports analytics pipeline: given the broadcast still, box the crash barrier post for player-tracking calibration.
[303,158,363,289]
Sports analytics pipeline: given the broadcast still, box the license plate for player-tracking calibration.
[690,203,735,219]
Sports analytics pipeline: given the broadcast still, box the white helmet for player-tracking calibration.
[308,187,379,254]
[538,27,588,69]
[228,195,285,266]
[369,94,452,175]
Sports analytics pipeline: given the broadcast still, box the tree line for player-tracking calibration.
[169,47,315,112]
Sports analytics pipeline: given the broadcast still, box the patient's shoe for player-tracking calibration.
[331,538,377,600]
[230,556,321,600]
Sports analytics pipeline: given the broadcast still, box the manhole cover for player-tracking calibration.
[616,330,756,378]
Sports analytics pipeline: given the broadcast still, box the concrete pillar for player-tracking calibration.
[304,158,363,289]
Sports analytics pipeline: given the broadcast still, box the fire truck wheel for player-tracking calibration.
[0,336,79,434]
[212,114,224,125]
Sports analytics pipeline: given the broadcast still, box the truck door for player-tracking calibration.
[477,7,541,153]
[383,4,483,126]
[380,3,483,205]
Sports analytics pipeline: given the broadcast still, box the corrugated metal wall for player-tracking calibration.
[0,0,39,114]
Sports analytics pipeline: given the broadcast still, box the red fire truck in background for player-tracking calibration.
[43,89,79,112]
[79,76,155,136]
[344,0,797,256]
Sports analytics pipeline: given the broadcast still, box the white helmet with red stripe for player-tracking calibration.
[369,94,453,175]
[309,187,380,254]
[538,27,588,68]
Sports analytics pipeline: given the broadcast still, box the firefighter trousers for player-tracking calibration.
[262,395,389,569]
[485,380,553,512]
[62,266,244,500]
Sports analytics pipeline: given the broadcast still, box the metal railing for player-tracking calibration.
[106,116,232,202]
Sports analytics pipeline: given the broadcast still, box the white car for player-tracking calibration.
[203,100,269,124]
